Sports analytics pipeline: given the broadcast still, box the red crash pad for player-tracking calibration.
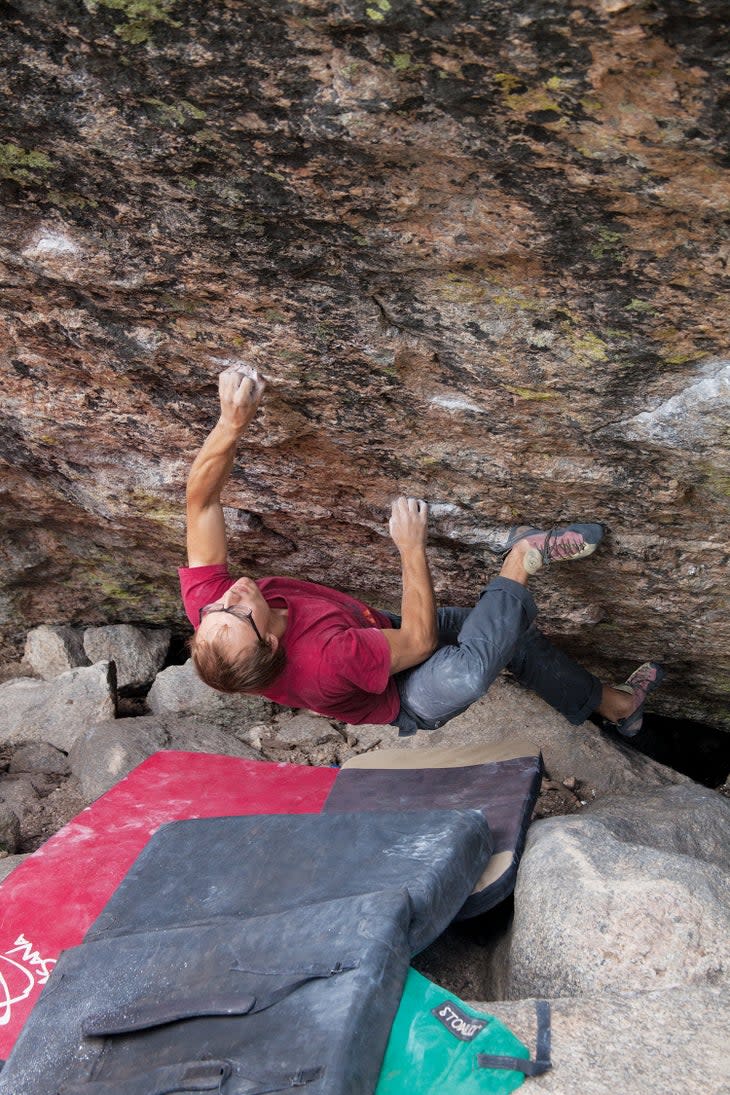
[0,751,336,1058]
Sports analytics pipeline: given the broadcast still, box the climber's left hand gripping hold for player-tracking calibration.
[218,364,266,434]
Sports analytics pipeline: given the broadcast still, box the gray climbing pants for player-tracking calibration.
[391,576,602,734]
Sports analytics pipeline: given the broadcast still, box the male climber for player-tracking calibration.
[180,365,663,737]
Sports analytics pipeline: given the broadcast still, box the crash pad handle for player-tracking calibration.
[82,960,358,1036]
[477,999,552,1077]
[59,1058,232,1094]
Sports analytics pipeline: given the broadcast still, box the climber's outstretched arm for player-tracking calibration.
[185,365,266,567]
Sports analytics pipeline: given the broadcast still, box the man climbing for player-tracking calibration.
[180,365,663,736]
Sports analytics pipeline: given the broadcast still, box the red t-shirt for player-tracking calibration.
[178,565,400,725]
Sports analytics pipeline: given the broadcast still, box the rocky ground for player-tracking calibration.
[1,623,728,1093]
[0,622,676,857]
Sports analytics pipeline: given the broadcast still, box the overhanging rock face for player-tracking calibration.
[1,0,728,728]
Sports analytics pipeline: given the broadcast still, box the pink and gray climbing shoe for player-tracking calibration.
[613,662,666,738]
[489,523,605,575]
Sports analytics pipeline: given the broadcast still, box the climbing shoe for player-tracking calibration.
[488,523,604,575]
[614,662,666,738]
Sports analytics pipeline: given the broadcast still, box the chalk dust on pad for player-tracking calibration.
[84,809,493,955]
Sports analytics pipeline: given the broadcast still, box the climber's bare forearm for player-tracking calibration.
[185,366,266,567]
[185,419,245,566]
[384,498,438,673]
[186,418,245,509]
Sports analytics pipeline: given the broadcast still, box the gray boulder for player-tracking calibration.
[0,805,21,855]
[273,714,342,748]
[24,625,89,680]
[0,777,42,845]
[83,624,170,690]
[255,714,379,766]
[69,717,167,803]
[0,852,29,883]
[0,663,117,751]
[586,782,730,871]
[504,783,730,1000]
[147,660,275,728]
[69,715,261,803]
[9,743,71,777]
[473,986,729,1095]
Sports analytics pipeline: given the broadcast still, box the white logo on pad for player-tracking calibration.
[432,1000,488,1041]
[0,934,56,1026]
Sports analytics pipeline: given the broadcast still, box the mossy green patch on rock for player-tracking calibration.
[664,350,704,366]
[84,0,181,44]
[589,228,625,261]
[389,52,424,75]
[47,189,98,210]
[142,98,206,125]
[98,578,144,604]
[494,73,523,94]
[366,0,390,21]
[127,492,180,523]
[191,128,223,147]
[159,293,206,316]
[0,143,53,185]
[566,330,609,363]
[699,466,730,499]
[505,386,558,401]
[493,292,543,313]
[494,74,562,116]
[340,61,364,81]
[437,273,487,304]
[626,298,655,314]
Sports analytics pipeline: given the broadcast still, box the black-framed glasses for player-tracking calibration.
[199,603,264,643]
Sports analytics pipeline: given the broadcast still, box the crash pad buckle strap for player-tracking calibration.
[477,1000,552,1077]
[289,1070,324,1089]
[58,1058,232,1095]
